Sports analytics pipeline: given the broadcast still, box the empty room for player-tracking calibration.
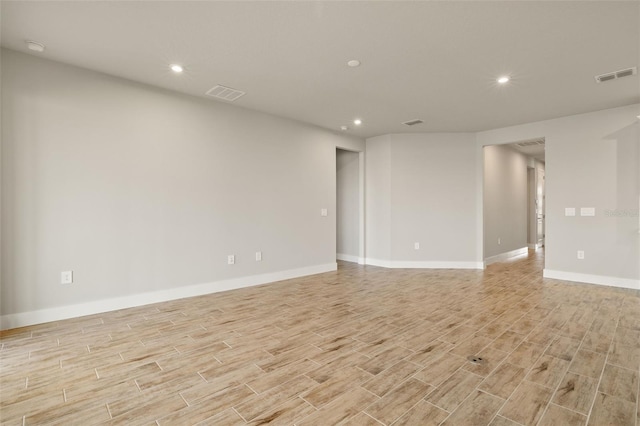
[1,1,639,425]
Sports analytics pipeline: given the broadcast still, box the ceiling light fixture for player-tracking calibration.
[347,60,361,68]
[170,64,184,73]
[353,119,362,126]
[341,125,349,131]
[26,41,45,53]
[497,76,510,84]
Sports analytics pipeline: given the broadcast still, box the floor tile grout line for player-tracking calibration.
[584,315,619,426]
[535,312,596,425]
[485,330,557,425]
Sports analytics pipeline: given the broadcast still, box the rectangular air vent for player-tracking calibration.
[595,67,637,83]
[205,85,246,102]
[516,139,545,147]
[403,119,424,126]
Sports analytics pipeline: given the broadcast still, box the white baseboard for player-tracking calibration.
[336,253,363,264]
[543,269,640,291]
[0,263,337,330]
[364,257,393,268]
[528,243,539,250]
[484,247,529,266]
[365,258,483,270]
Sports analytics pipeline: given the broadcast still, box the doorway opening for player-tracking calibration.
[336,148,364,264]
[482,138,545,268]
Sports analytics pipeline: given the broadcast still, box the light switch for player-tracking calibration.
[565,208,576,217]
[321,208,328,217]
[580,207,595,217]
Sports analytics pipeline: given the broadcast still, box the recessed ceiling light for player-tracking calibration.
[340,125,349,131]
[170,64,184,73]
[353,119,362,126]
[497,76,510,84]
[347,60,361,68]
[26,41,45,53]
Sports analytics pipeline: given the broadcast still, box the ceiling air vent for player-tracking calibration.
[205,85,246,102]
[516,139,545,148]
[403,119,424,126]
[595,67,637,83]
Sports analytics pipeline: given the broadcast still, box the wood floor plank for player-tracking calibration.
[392,399,449,426]
[478,362,527,399]
[552,372,598,414]
[499,381,554,425]
[364,378,434,425]
[441,390,504,426]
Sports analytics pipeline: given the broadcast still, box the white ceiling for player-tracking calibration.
[2,1,639,138]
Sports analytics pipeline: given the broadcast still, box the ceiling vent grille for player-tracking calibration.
[595,67,637,83]
[402,119,424,126]
[516,139,545,147]
[205,85,246,102]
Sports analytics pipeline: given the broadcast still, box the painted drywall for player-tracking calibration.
[366,133,479,267]
[336,149,359,261]
[0,49,364,326]
[477,104,640,284]
[483,144,528,259]
[365,135,392,264]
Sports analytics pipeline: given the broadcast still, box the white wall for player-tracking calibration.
[483,144,528,259]
[0,49,364,327]
[365,135,392,263]
[365,133,480,268]
[477,104,640,287]
[336,149,359,261]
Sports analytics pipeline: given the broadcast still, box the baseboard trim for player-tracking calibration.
[365,258,483,270]
[336,253,363,264]
[484,247,529,266]
[528,243,539,250]
[543,269,640,290]
[0,263,337,330]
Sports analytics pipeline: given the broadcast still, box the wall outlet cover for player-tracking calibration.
[227,255,235,265]
[565,208,576,216]
[61,271,73,285]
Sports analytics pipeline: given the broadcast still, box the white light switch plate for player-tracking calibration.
[565,208,576,217]
[255,251,262,261]
[581,207,595,217]
[320,208,328,217]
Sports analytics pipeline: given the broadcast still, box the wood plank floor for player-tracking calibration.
[1,250,639,425]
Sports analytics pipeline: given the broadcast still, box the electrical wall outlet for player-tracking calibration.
[227,255,235,265]
[577,250,585,260]
[255,251,262,261]
[320,208,328,217]
[61,271,73,285]
[414,242,420,250]
[498,238,501,245]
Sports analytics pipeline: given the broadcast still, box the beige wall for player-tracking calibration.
[336,149,359,260]
[1,49,364,324]
[366,133,479,267]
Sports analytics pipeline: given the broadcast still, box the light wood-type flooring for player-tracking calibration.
[1,250,639,425]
